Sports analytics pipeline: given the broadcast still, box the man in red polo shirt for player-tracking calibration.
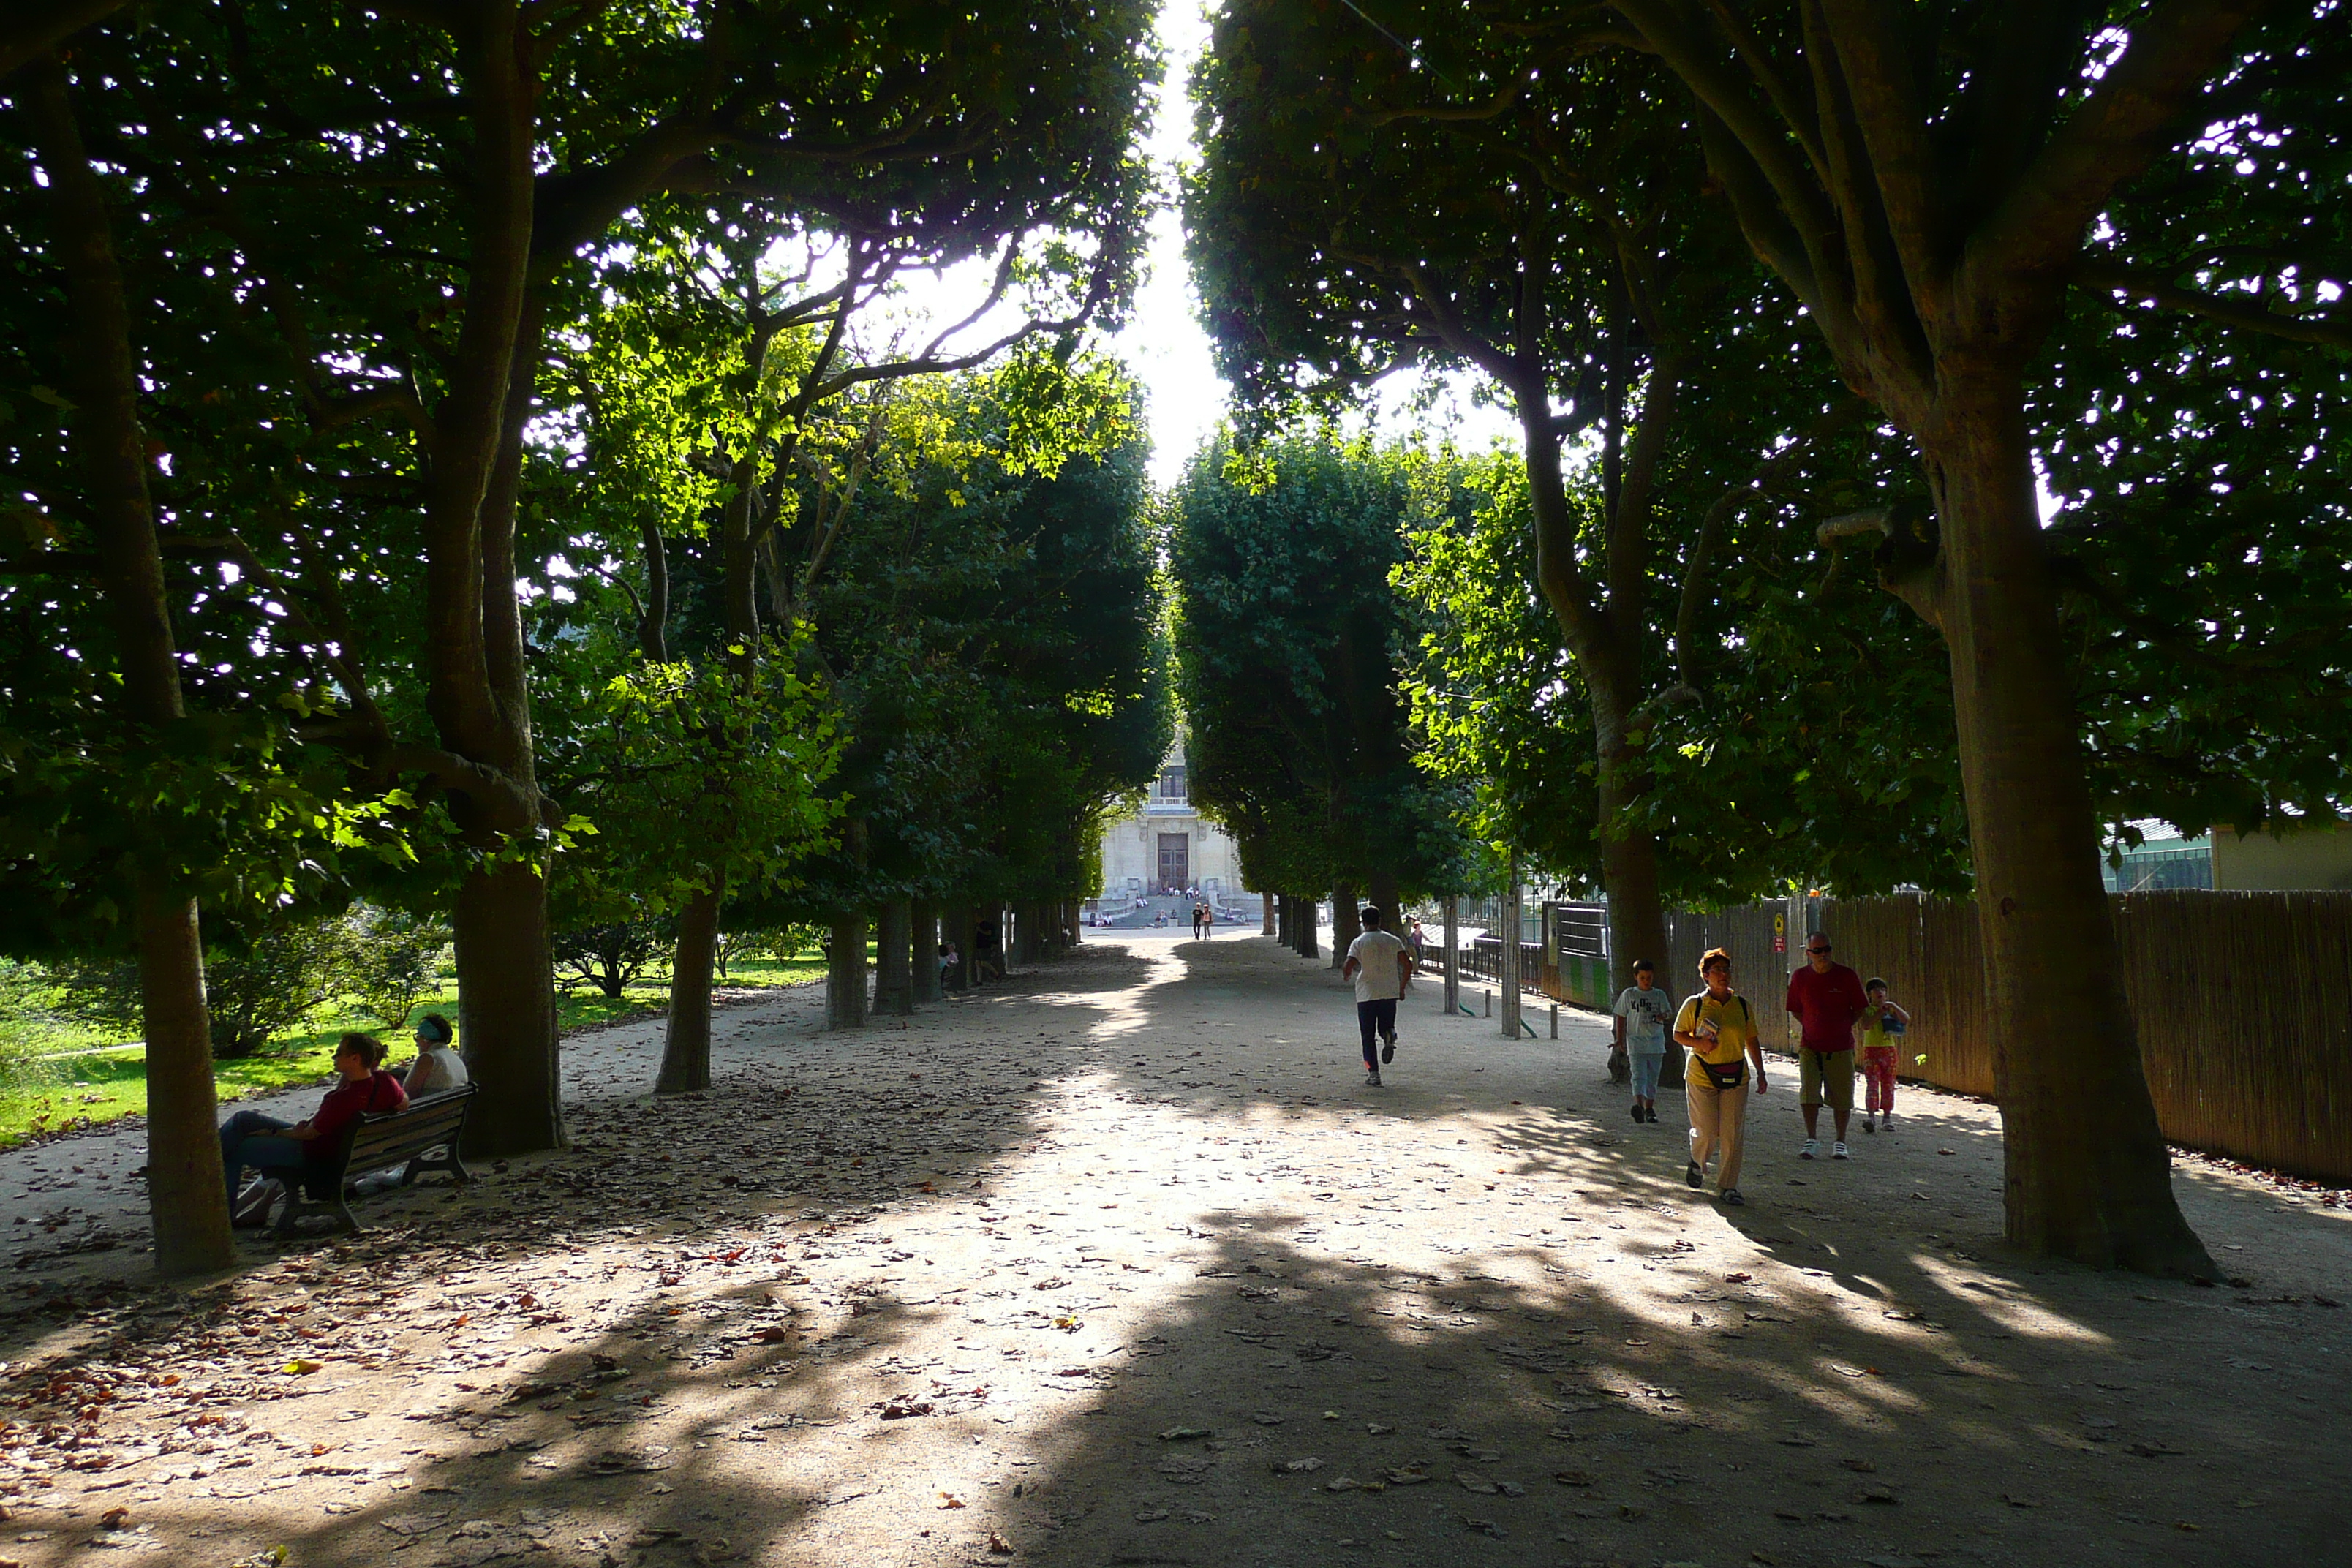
[1785,933,1868,1160]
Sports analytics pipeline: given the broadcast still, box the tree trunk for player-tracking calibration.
[655,883,721,1095]
[1297,897,1319,961]
[426,21,568,1159]
[23,54,234,1274]
[456,862,564,1153]
[1587,674,1671,998]
[1441,895,1460,1017]
[911,902,943,1003]
[875,901,912,1016]
[1330,883,1359,970]
[638,518,669,662]
[1365,872,1401,930]
[1500,856,1524,1040]
[1926,389,2215,1278]
[826,910,869,1029]
[137,883,233,1275]
[1260,890,1275,938]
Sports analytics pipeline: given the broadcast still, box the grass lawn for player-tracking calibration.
[0,953,824,1150]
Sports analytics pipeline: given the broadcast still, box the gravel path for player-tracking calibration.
[0,932,2345,1568]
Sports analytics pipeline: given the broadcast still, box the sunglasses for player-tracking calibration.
[1806,946,1830,955]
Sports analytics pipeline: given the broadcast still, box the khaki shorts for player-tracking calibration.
[1798,1047,1855,1112]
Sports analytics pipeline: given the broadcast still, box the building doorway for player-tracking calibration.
[1157,833,1189,892]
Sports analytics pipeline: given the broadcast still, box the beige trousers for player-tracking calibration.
[1687,1075,1750,1192]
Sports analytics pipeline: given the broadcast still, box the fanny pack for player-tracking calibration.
[1693,1054,1746,1090]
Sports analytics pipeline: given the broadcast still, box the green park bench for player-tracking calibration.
[273,1085,477,1237]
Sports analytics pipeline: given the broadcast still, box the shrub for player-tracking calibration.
[59,908,349,1059]
[0,960,67,1098]
[554,919,668,1000]
[715,922,825,976]
[342,905,451,1028]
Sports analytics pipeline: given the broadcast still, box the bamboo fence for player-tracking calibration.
[1667,891,2352,1183]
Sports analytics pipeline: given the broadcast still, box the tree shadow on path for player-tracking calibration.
[1,935,2344,1568]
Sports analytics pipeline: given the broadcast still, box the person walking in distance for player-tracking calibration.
[1341,905,1415,1087]
[1611,960,1675,1123]
[1786,932,1869,1160]
[1858,977,1910,1132]
[1676,948,1767,1205]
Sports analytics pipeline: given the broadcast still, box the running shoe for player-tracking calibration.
[1365,1068,1382,1087]
[1832,1141,1850,1160]
[1382,1034,1397,1065]
[1721,1188,1746,1207]
[1799,1138,1820,1160]
[1685,1160,1703,1189]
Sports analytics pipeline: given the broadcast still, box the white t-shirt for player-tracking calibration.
[1346,930,1411,1003]
[1613,984,1676,1052]
[405,1043,470,1098]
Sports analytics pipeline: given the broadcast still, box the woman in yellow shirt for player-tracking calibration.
[1674,947,1769,1205]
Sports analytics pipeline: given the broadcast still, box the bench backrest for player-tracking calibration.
[341,1085,477,1175]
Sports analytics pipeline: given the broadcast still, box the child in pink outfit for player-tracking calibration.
[1859,978,1910,1131]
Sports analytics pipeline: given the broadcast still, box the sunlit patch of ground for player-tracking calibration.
[0,934,2345,1567]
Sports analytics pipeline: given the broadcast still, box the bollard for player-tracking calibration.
[1550,1003,1558,1039]
[1483,989,1492,1017]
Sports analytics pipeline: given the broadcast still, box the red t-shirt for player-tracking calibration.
[1786,962,1869,1052]
[304,1070,408,1151]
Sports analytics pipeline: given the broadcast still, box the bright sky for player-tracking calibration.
[1104,0,1519,486]
[864,0,1518,490]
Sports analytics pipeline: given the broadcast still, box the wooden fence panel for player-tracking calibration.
[2117,891,2352,1183]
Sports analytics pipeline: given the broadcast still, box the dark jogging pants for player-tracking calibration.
[1356,998,1397,1066]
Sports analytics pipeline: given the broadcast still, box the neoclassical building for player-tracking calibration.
[1098,734,1248,897]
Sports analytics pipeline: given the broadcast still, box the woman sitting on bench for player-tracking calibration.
[219,1033,407,1226]
[396,1013,470,1098]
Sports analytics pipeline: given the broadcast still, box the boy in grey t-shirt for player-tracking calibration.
[1611,960,1674,1123]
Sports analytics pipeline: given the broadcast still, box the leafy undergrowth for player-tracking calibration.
[0,957,823,1150]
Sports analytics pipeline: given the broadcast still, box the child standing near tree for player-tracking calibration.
[1610,960,1675,1124]
[1859,977,1910,1132]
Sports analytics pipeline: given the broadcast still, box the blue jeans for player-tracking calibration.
[1629,1049,1665,1100]
[219,1109,306,1207]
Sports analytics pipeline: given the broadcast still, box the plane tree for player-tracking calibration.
[1,0,1158,1178]
[1188,6,1915,1000]
[1170,435,1467,933]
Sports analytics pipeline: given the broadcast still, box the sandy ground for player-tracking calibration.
[1,932,2348,1568]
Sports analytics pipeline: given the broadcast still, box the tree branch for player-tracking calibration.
[1815,499,1944,630]
[1972,0,2272,290]
[1814,0,1945,290]
[0,0,124,78]
[2078,262,2352,350]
